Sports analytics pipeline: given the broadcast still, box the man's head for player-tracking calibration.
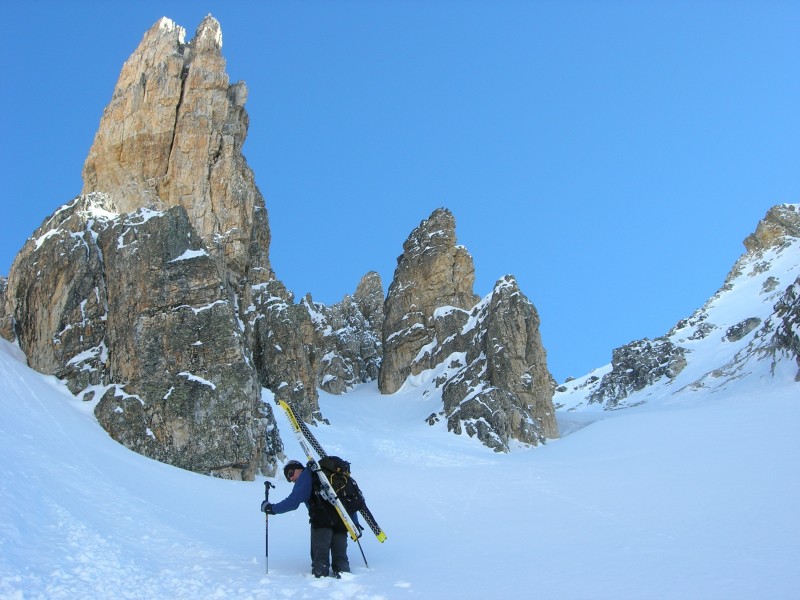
[283,460,304,482]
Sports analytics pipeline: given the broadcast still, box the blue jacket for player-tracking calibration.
[271,467,313,514]
[271,467,361,530]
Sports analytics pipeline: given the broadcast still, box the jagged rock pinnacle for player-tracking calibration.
[81,14,270,283]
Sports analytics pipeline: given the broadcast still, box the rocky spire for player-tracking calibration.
[81,15,272,285]
[1,15,564,472]
[380,208,478,394]
[380,209,558,449]
[436,276,559,449]
[1,17,284,480]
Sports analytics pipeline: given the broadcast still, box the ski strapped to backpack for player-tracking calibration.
[277,400,361,542]
[285,405,386,542]
[277,400,387,543]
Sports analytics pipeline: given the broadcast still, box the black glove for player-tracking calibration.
[260,501,274,514]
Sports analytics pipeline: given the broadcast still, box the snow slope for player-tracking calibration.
[556,224,800,412]
[1,335,798,599]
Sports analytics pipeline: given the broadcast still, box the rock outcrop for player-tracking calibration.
[2,17,285,479]
[743,204,800,380]
[81,16,272,287]
[586,338,687,408]
[304,272,384,396]
[0,277,11,341]
[381,209,558,450]
[556,203,800,410]
[7,195,112,383]
[93,204,275,479]
[428,276,559,450]
[248,278,321,424]
[744,204,800,253]
[766,276,800,379]
[3,193,280,479]
[2,15,564,471]
[380,208,478,394]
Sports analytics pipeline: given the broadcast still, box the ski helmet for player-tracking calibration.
[283,460,304,482]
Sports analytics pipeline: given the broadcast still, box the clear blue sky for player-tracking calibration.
[1,1,798,383]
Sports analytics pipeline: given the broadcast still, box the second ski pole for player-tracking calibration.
[264,480,275,574]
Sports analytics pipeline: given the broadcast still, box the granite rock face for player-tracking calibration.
[0,277,10,341]
[81,16,273,289]
[381,209,558,450]
[744,204,800,254]
[304,272,384,396]
[3,193,280,479]
[586,338,688,408]
[248,278,321,424]
[430,276,559,450]
[380,208,478,394]
[1,17,284,479]
[2,15,564,470]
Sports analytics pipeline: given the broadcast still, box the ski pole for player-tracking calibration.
[264,480,275,574]
[356,536,369,569]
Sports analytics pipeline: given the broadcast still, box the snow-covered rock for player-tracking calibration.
[556,203,800,411]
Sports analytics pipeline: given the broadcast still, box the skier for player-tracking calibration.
[261,459,358,578]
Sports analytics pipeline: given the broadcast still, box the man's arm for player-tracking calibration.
[271,469,312,514]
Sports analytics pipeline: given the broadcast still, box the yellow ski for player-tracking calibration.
[277,400,387,543]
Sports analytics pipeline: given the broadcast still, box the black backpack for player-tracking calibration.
[316,456,366,515]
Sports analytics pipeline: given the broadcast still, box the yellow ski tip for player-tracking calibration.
[277,400,302,432]
[375,531,387,543]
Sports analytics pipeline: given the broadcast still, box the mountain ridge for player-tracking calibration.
[0,16,558,476]
[555,203,800,411]
[0,12,797,477]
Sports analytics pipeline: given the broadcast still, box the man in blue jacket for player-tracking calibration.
[261,460,355,578]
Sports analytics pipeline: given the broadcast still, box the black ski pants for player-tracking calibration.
[310,526,350,577]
